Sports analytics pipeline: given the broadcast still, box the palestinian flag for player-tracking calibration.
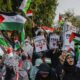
[41,26,54,32]
[0,13,26,32]
[19,0,32,14]
[0,12,26,45]
[58,14,64,25]
[26,10,33,16]
[69,32,80,43]
[75,45,80,61]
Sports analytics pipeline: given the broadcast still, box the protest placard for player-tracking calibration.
[49,34,59,49]
[34,36,47,53]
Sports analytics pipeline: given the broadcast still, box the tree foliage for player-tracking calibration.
[0,0,22,12]
[0,0,58,27]
[31,0,58,27]
[64,10,80,27]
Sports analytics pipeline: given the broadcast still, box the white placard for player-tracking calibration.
[62,30,74,51]
[49,34,59,49]
[63,21,76,33]
[34,36,47,53]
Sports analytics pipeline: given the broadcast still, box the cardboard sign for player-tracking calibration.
[34,36,47,53]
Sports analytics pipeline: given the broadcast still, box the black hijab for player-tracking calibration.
[63,55,76,74]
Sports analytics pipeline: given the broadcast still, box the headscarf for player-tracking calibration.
[38,63,50,73]
[63,53,75,73]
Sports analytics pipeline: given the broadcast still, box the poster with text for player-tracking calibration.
[34,36,47,53]
[49,34,59,49]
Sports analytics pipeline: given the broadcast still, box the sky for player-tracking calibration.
[54,0,80,21]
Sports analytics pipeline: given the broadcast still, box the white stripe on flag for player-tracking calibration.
[26,13,32,16]
[75,36,80,41]
[0,14,26,23]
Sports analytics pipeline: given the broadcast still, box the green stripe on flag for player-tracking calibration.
[74,39,80,43]
[0,22,24,32]
[73,38,80,43]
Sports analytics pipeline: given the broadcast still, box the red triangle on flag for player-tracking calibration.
[69,32,75,43]
[0,15,4,23]
[26,10,33,16]
[27,10,32,14]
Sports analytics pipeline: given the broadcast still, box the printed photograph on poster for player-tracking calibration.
[34,35,47,53]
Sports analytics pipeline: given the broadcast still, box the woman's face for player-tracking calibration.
[59,51,67,64]
[66,55,74,65]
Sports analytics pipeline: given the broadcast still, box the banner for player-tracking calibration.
[34,36,47,53]
[49,34,59,49]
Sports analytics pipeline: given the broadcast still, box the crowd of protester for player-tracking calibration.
[0,19,80,80]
